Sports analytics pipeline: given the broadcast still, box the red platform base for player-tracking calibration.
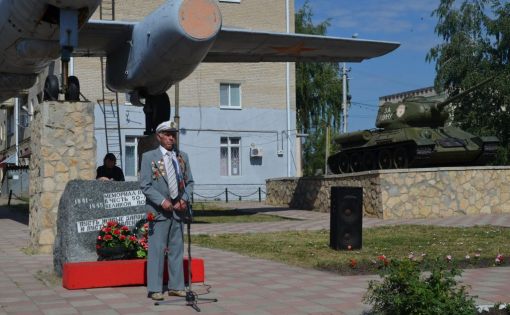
[62,258,204,290]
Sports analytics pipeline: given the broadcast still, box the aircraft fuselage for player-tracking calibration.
[106,0,222,96]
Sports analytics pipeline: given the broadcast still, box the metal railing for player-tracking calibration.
[192,186,266,203]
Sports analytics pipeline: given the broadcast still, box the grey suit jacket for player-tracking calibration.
[140,147,194,221]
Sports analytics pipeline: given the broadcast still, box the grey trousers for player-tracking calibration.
[147,217,185,293]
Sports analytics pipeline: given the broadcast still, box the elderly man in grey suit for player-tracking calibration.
[140,120,194,301]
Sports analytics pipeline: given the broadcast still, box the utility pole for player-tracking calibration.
[342,63,348,133]
[324,124,330,175]
[14,97,19,166]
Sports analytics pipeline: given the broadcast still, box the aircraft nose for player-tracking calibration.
[179,0,222,40]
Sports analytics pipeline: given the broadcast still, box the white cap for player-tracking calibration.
[156,120,178,133]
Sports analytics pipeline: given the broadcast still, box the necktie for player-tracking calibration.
[166,152,179,199]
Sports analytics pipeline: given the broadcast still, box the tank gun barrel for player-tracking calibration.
[435,75,496,112]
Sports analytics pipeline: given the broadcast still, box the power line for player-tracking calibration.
[351,101,379,108]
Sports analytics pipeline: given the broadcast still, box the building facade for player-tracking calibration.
[1,0,297,200]
[378,86,437,105]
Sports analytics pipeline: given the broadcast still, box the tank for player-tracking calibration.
[327,77,499,174]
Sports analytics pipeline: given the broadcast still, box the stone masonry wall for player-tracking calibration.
[29,102,96,254]
[266,167,510,219]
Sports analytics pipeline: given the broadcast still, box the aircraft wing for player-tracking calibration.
[74,20,136,57]
[204,27,400,63]
[74,22,399,62]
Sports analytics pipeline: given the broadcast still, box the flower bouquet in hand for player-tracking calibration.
[96,220,138,260]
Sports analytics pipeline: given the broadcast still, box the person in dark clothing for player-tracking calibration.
[96,153,125,181]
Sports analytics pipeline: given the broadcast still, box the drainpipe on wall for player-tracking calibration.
[285,0,291,177]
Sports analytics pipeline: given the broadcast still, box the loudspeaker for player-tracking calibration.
[330,187,363,250]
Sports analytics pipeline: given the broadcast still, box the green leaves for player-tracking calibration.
[363,259,478,315]
[428,0,510,164]
[295,0,344,175]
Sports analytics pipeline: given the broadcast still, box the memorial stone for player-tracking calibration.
[54,180,148,275]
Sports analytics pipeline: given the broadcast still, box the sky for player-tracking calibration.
[294,0,442,132]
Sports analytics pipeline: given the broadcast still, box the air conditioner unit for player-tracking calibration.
[250,147,263,158]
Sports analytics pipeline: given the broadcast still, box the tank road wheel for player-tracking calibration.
[350,153,363,173]
[377,149,393,170]
[43,75,59,101]
[363,151,376,171]
[393,147,409,169]
[65,76,80,102]
[338,153,350,174]
[327,156,340,175]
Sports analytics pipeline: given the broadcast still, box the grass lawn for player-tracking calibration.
[192,225,510,274]
[191,202,289,224]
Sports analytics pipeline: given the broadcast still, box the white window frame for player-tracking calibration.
[219,83,242,109]
[124,136,139,180]
[0,122,4,144]
[219,0,241,3]
[220,137,241,176]
[125,93,132,105]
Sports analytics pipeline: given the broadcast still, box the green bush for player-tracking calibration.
[363,259,478,315]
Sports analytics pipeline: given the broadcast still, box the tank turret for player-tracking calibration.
[376,76,495,130]
[327,76,499,174]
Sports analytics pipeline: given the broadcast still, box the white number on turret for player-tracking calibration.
[380,106,393,121]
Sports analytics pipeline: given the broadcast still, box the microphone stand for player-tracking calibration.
[155,202,218,312]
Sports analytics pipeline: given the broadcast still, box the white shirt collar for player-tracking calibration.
[159,146,175,157]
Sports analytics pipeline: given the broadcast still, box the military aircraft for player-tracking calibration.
[0,0,399,132]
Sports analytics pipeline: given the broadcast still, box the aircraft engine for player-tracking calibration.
[106,0,222,96]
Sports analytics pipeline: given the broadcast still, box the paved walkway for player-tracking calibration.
[1,200,509,314]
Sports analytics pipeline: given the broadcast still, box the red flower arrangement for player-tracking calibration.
[95,213,156,260]
[96,221,138,260]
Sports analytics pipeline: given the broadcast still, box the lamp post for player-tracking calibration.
[342,63,347,133]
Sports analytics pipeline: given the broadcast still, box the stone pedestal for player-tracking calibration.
[267,166,510,219]
[29,101,96,254]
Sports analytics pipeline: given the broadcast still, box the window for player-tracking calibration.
[125,136,139,178]
[220,137,241,176]
[220,83,241,109]
[7,109,15,135]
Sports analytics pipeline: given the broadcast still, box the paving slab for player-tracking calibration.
[0,201,509,314]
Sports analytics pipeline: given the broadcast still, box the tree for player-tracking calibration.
[427,0,510,164]
[296,1,344,175]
